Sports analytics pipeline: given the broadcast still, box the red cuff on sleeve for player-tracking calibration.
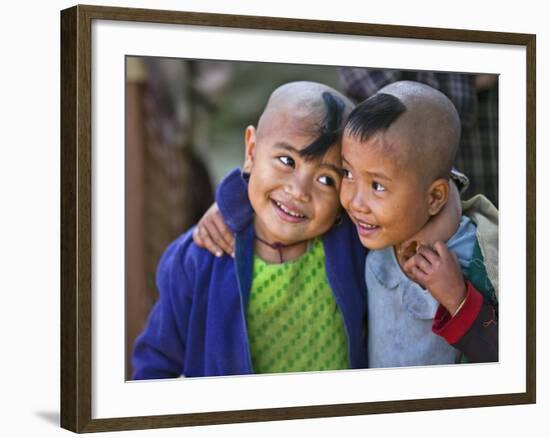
[432,281,483,344]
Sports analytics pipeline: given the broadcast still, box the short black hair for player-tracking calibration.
[345,93,406,142]
[299,91,346,159]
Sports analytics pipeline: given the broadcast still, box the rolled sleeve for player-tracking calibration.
[432,281,483,344]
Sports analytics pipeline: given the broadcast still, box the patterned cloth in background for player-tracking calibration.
[338,68,499,206]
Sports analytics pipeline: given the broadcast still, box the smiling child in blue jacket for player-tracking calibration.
[132,81,369,378]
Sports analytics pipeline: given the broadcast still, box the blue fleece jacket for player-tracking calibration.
[132,169,368,378]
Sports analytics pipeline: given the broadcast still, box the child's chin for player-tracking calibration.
[359,236,391,251]
[269,231,305,245]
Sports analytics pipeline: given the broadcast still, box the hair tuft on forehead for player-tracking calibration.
[345,93,407,142]
[299,91,346,160]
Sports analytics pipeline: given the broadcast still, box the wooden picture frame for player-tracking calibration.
[60,4,536,433]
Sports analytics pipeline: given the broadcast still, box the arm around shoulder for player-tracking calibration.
[215,168,254,233]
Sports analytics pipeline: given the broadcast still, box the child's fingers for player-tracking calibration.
[192,225,205,247]
[204,215,233,256]
[194,225,223,257]
[403,255,420,274]
[212,210,235,255]
[416,245,439,265]
[403,254,429,277]
[409,264,429,286]
[411,252,434,275]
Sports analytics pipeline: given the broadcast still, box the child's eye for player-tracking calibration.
[278,156,295,167]
[318,175,335,187]
[342,168,353,179]
[372,181,386,192]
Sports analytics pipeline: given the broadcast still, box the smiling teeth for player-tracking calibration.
[358,221,377,229]
[275,201,305,218]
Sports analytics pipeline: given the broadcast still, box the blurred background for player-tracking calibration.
[125,56,498,378]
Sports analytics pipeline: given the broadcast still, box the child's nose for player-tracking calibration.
[285,177,311,202]
[350,188,370,213]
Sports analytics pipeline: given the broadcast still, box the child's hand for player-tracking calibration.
[403,241,467,315]
[192,203,235,257]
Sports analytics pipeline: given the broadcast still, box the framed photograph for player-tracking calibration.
[60,4,536,433]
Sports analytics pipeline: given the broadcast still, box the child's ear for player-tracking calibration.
[243,126,257,173]
[427,178,450,216]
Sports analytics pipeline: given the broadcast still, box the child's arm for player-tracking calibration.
[435,294,498,363]
[193,168,253,256]
[396,180,461,265]
[404,242,498,363]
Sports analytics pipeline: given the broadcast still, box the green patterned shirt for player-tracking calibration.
[247,239,349,373]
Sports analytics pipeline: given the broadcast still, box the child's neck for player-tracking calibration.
[254,235,309,264]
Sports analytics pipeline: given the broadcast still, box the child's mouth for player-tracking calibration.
[355,219,380,236]
[271,199,307,223]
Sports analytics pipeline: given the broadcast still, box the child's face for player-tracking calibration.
[245,120,342,246]
[339,132,432,250]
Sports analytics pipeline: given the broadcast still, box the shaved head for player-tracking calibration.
[345,80,461,183]
[257,81,354,158]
